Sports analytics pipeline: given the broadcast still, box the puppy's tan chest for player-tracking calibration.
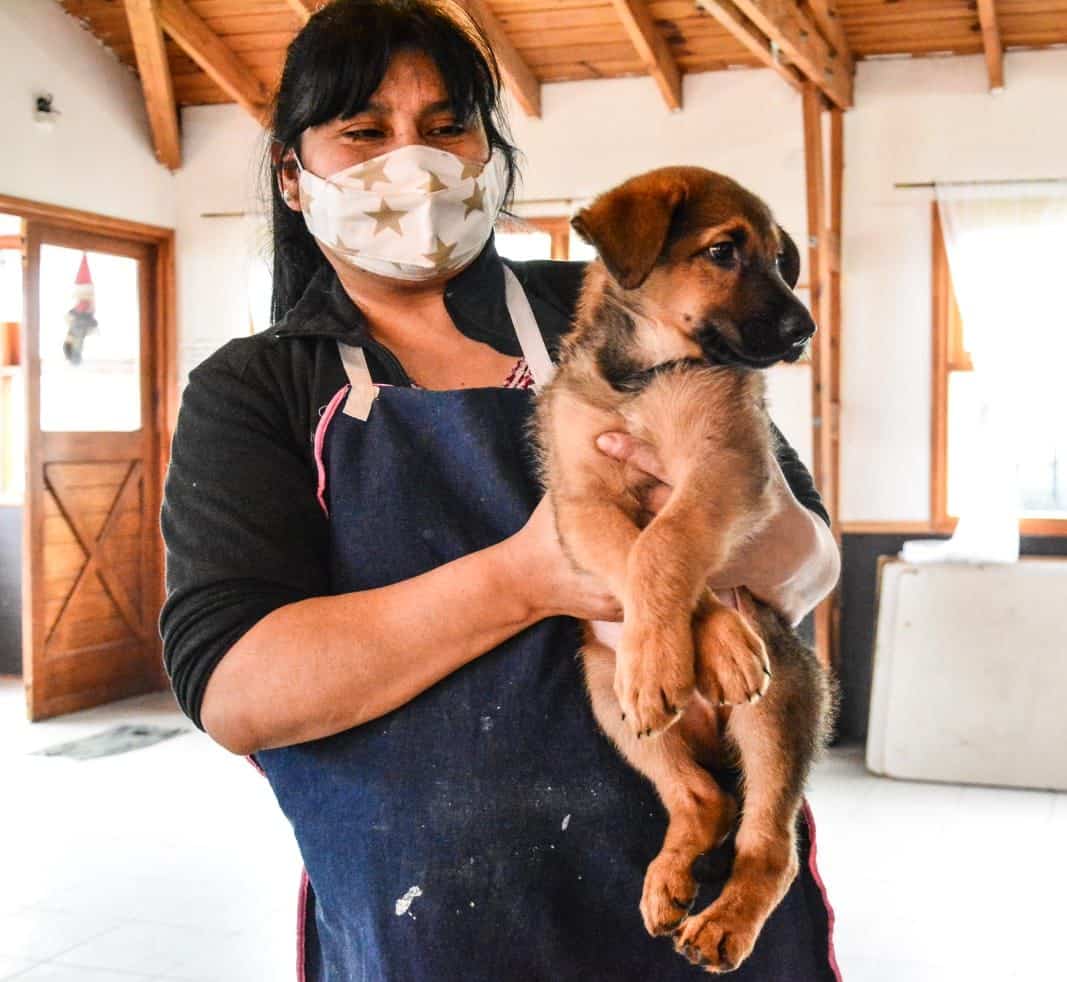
[619,367,767,460]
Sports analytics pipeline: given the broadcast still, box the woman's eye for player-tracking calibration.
[429,124,467,137]
[707,242,736,264]
[342,128,385,140]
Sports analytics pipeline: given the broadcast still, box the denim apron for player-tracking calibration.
[256,269,840,981]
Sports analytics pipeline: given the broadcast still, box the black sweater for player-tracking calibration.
[160,243,828,728]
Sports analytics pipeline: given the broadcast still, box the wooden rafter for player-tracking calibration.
[157,0,272,126]
[123,0,181,170]
[807,0,854,80]
[283,0,315,25]
[609,0,682,110]
[457,0,542,118]
[976,0,1005,90]
[730,0,852,108]
[694,0,803,92]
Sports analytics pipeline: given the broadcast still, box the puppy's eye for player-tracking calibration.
[706,242,736,265]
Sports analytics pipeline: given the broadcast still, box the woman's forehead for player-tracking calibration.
[360,50,451,112]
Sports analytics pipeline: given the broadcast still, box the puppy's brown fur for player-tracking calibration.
[534,167,835,973]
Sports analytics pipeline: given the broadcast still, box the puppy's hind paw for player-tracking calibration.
[641,851,698,936]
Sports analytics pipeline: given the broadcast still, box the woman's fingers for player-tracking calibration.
[595,433,671,486]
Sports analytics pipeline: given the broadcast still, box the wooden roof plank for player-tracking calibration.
[694,0,805,91]
[609,0,683,109]
[157,0,272,125]
[807,0,855,78]
[458,0,542,117]
[123,0,181,170]
[729,0,853,107]
[977,0,1006,89]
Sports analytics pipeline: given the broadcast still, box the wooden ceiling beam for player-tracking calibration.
[695,0,803,92]
[123,0,181,170]
[976,0,1005,90]
[157,0,272,126]
[609,0,682,110]
[728,0,853,108]
[807,0,854,80]
[283,0,315,26]
[457,0,542,117]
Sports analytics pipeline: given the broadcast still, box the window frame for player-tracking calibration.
[930,202,1067,536]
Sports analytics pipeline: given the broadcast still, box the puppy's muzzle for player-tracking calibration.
[701,301,816,369]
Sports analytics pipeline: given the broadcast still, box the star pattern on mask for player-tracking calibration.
[420,171,449,193]
[358,157,392,189]
[459,160,484,181]
[333,232,358,255]
[461,184,485,218]
[423,235,457,266]
[366,199,407,235]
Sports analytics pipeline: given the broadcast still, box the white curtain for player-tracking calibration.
[906,182,1067,562]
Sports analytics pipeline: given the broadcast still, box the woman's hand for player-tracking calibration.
[595,432,840,625]
[506,495,623,623]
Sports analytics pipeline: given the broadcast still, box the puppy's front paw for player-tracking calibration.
[614,623,694,738]
[693,606,769,707]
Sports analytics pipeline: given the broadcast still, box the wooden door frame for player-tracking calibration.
[0,194,175,709]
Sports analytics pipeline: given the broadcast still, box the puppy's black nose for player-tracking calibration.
[779,309,816,345]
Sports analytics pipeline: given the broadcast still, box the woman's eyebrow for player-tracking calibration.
[418,99,457,116]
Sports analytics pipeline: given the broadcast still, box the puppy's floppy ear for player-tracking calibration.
[777,226,801,290]
[572,175,687,290]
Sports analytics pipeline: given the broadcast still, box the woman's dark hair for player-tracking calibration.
[268,0,520,322]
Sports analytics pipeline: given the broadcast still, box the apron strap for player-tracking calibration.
[502,265,556,390]
[336,342,378,421]
[335,265,555,418]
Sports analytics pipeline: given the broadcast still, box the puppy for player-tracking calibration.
[534,167,834,973]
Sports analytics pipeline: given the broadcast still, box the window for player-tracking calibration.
[495,216,598,263]
[932,199,1067,535]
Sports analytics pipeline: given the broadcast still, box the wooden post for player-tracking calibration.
[802,84,843,671]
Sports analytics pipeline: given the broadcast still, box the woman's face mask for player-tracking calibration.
[295,143,508,282]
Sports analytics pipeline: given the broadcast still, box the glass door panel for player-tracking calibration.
[38,244,141,432]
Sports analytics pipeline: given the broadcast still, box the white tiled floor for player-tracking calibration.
[0,678,1062,981]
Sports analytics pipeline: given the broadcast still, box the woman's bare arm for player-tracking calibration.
[201,496,619,755]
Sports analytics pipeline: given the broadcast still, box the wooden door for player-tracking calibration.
[23,224,165,720]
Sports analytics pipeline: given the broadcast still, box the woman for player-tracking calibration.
[160,1,841,978]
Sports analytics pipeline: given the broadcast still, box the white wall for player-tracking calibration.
[841,49,1067,522]
[0,1,175,227]
[173,104,266,383]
